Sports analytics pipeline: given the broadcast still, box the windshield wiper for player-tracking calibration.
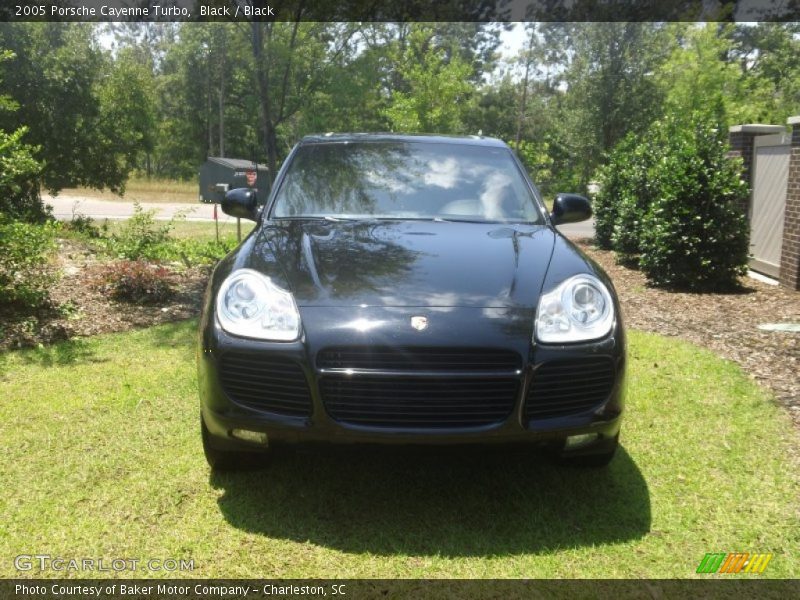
[434,217,540,225]
[433,216,496,224]
[274,215,351,222]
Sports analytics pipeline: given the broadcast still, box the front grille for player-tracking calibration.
[219,352,312,417]
[321,376,519,428]
[525,357,615,420]
[317,346,521,371]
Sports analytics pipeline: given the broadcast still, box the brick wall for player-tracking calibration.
[778,118,800,290]
[727,131,755,216]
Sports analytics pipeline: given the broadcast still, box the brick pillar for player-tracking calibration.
[727,124,787,217]
[778,116,800,290]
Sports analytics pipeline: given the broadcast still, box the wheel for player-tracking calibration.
[201,414,267,471]
[554,434,619,468]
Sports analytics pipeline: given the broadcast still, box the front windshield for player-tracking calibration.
[270,141,544,223]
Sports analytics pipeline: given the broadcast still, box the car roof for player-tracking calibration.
[298,133,509,148]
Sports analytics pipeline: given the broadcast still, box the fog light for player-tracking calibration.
[231,429,269,446]
[564,433,598,450]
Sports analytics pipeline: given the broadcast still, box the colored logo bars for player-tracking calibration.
[696,552,773,574]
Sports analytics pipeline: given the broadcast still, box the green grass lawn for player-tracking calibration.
[169,220,255,241]
[0,324,797,579]
[98,219,256,243]
[62,177,198,204]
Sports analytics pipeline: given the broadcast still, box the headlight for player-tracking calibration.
[535,274,614,343]
[216,269,301,341]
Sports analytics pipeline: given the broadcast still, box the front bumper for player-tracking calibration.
[198,306,625,450]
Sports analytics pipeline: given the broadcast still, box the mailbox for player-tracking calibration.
[199,157,270,204]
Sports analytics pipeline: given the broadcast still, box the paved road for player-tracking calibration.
[556,219,596,240]
[44,194,216,222]
[45,194,596,240]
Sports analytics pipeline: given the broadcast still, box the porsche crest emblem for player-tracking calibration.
[411,316,428,331]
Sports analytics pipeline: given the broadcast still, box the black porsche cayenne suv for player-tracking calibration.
[197,134,625,470]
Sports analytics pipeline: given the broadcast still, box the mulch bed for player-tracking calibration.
[2,236,798,428]
[573,239,800,427]
[0,239,208,352]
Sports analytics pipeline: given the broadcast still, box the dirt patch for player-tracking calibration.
[574,239,800,426]
[0,239,208,351]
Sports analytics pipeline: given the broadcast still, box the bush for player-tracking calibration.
[96,205,236,267]
[0,213,58,307]
[594,133,643,250]
[0,126,49,223]
[638,118,749,290]
[610,140,663,262]
[93,260,175,304]
[594,133,663,260]
[62,212,107,240]
[98,204,234,267]
[100,202,174,260]
[592,113,749,290]
[168,238,237,267]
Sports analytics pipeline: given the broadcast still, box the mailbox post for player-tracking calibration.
[213,183,229,242]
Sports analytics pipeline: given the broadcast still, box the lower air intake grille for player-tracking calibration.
[525,357,615,420]
[321,376,519,429]
[219,352,312,417]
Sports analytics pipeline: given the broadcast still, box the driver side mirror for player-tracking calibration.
[550,193,592,225]
[221,188,258,221]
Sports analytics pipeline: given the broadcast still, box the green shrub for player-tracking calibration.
[0,213,58,307]
[594,132,662,260]
[592,170,618,250]
[93,260,175,304]
[610,140,662,262]
[98,205,233,267]
[0,126,49,223]
[594,133,642,250]
[102,202,173,260]
[168,238,237,267]
[96,209,236,269]
[638,118,749,290]
[61,213,106,239]
[593,111,749,291]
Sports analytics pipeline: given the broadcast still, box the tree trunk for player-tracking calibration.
[218,29,227,157]
[218,89,225,157]
[515,29,536,150]
[251,22,277,186]
[207,74,213,156]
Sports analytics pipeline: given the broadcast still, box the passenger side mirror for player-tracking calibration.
[550,193,592,225]
[221,188,258,221]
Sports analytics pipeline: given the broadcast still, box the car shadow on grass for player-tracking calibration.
[210,444,650,557]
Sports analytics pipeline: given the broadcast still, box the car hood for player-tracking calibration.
[244,220,556,308]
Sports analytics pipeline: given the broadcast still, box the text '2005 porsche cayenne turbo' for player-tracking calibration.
[198,134,625,470]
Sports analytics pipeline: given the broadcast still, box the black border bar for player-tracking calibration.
[4,579,800,600]
[2,0,800,22]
